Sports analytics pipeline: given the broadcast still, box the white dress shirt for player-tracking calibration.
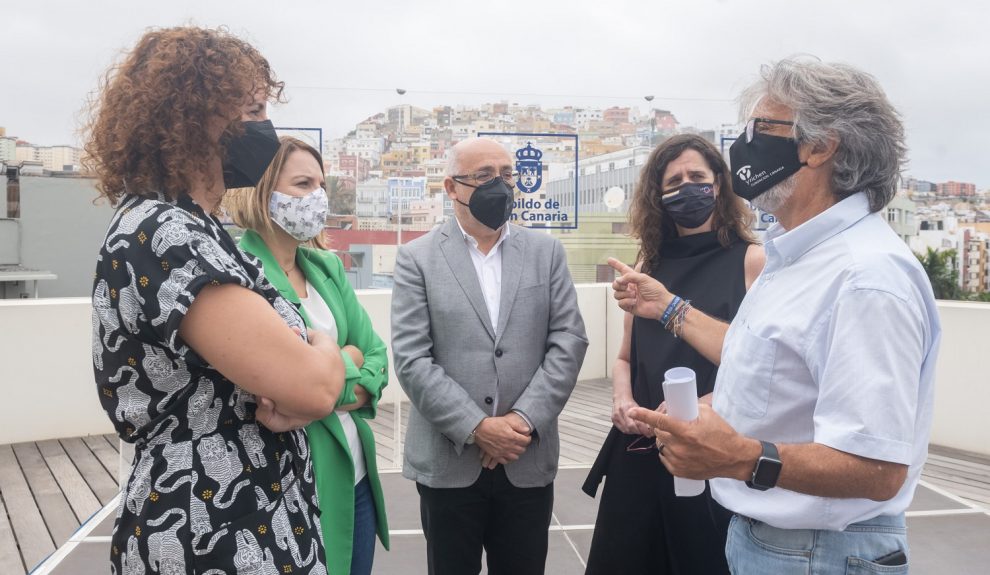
[454,219,522,420]
[455,218,510,335]
[711,193,941,530]
[299,280,367,485]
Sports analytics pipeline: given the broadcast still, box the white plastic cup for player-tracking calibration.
[662,366,706,497]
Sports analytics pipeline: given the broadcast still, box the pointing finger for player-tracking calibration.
[607,257,635,275]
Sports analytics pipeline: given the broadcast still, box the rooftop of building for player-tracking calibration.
[1,292,988,574]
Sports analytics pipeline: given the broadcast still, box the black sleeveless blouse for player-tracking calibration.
[630,230,749,409]
[583,230,750,496]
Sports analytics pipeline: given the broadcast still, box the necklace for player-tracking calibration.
[280,262,296,274]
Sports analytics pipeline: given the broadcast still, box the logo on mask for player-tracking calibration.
[735,165,752,182]
[515,142,543,194]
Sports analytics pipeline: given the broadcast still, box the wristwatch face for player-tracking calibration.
[747,441,782,490]
[753,456,782,488]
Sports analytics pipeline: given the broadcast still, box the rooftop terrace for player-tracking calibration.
[1,288,988,573]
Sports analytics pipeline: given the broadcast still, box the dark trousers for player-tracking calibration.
[585,435,731,575]
[416,466,554,575]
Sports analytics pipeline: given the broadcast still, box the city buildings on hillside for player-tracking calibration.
[7,109,989,294]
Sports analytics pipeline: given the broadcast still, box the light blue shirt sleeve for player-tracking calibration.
[810,286,926,465]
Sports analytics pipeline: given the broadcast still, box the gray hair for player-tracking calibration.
[740,57,906,212]
[445,142,463,176]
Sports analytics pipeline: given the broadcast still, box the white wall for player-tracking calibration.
[574,284,609,382]
[0,286,620,445]
[927,301,990,455]
[0,298,113,443]
[1,292,987,459]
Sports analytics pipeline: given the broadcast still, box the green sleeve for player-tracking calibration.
[332,254,388,419]
[334,354,360,407]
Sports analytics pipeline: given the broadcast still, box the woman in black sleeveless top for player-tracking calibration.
[583,134,765,575]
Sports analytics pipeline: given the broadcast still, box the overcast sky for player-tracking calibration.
[3,0,987,187]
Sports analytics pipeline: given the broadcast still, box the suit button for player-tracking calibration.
[495,349,503,358]
[484,396,493,405]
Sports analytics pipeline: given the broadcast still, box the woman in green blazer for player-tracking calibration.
[225,137,389,575]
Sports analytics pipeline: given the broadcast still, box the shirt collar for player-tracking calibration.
[454,218,511,252]
[765,192,872,266]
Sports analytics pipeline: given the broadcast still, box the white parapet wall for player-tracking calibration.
[926,301,990,456]
[1,292,987,459]
[0,298,111,443]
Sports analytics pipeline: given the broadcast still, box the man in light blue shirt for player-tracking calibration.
[612,58,940,573]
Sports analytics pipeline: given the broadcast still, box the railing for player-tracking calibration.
[1,288,987,457]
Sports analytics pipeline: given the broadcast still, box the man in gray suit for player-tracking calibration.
[391,137,588,575]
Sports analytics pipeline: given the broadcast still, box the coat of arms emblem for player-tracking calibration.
[515,142,543,194]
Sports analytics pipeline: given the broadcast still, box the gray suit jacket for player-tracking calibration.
[391,218,588,488]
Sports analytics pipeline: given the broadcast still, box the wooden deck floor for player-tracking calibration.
[0,435,120,574]
[2,378,988,574]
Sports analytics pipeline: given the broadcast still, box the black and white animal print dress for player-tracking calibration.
[92,193,327,574]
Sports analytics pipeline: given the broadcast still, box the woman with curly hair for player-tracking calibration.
[86,26,342,573]
[582,134,765,575]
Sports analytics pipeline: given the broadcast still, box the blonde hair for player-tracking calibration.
[224,136,328,249]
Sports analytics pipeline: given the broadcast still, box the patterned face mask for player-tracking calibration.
[268,187,329,242]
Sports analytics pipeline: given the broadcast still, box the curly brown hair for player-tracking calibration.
[629,134,755,273]
[83,26,284,205]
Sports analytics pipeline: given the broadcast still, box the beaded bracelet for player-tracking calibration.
[672,301,693,339]
[660,296,682,325]
[663,297,691,333]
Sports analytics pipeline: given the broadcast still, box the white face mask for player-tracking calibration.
[268,187,329,242]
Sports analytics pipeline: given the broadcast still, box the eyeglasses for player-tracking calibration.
[452,170,519,186]
[625,435,658,455]
[744,117,795,143]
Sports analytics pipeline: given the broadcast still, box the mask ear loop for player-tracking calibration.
[451,177,477,209]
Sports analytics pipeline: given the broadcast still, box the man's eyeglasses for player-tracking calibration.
[452,170,518,186]
[744,117,795,143]
[625,435,658,454]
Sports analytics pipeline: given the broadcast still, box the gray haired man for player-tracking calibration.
[615,58,941,573]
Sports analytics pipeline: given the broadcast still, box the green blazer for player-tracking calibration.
[240,230,390,574]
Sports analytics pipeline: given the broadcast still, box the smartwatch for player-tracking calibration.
[746,441,782,491]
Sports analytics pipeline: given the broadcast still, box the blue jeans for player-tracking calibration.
[726,513,908,574]
[351,476,377,575]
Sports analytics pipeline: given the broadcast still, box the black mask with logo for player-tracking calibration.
[661,182,717,229]
[455,177,515,230]
[221,120,281,189]
[729,130,806,201]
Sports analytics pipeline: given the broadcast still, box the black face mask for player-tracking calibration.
[661,182,717,229]
[455,177,514,230]
[222,120,280,189]
[729,130,806,201]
